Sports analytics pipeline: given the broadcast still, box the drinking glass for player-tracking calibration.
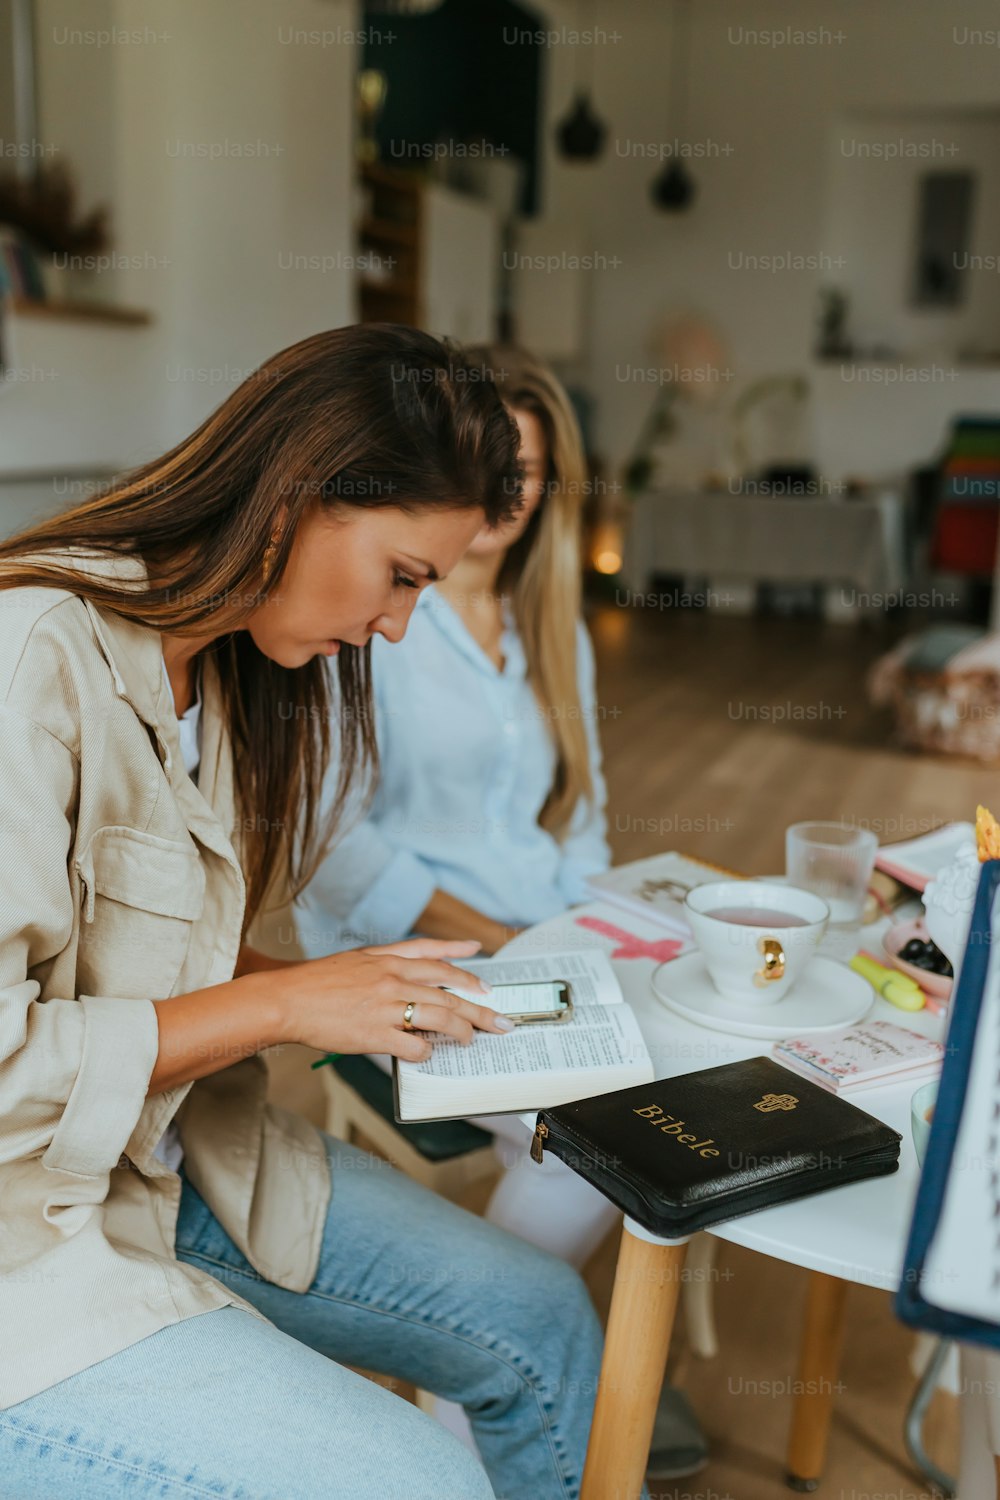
[785,822,878,955]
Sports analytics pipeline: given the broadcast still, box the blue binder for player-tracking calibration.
[895,857,1000,1349]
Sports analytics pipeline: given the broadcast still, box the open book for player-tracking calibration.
[392,948,653,1123]
[875,823,974,892]
[586,851,742,936]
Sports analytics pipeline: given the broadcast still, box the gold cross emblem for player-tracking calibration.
[753,1093,799,1113]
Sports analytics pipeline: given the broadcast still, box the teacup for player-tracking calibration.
[684,881,830,1006]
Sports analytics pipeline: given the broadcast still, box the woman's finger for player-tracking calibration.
[389,999,480,1046]
[384,986,514,1037]
[385,956,493,998]
[367,938,482,960]
[446,994,516,1033]
[383,1028,434,1064]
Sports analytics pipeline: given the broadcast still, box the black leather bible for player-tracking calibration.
[530,1055,902,1237]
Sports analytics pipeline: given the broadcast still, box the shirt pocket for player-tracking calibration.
[74,826,207,1001]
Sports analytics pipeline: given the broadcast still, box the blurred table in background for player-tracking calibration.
[622,486,910,620]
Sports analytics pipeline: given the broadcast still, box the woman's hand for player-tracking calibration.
[277,938,514,1062]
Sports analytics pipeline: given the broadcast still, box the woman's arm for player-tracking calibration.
[296,810,437,953]
[304,827,521,955]
[0,716,510,1185]
[148,968,286,1092]
[413,887,521,955]
[0,711,162,1179]
[149,937,510,1096]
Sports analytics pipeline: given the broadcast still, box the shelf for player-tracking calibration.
[362,161,422,195]
[9,297,153,327]
[360,277,417,298]
[357,163,422,328]
[360,216,418,247]
[813,352,1000,370]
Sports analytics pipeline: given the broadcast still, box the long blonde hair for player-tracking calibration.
[465,345,593,837]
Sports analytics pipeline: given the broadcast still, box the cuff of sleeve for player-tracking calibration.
[42,995,160,1178]
[344,850,437,949]
[558,865,592,908]
[558,852,610,908]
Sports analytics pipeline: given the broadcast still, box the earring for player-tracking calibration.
[262,532,280,582]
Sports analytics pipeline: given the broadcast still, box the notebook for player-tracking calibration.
[392,948,653,1123]
[896,858,1000,1351]
[772,1020,945,1095]
[874,823,974,892]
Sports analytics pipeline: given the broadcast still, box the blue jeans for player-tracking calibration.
[0,1134,605,1499]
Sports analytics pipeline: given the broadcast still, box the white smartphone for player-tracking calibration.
[487,980,574,1026]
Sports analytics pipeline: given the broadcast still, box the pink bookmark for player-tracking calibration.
[575,914,687,962]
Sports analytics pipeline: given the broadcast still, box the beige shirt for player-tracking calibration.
[0,548,331,1408]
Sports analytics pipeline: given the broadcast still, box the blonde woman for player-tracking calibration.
[298,346,707,1479]
[298,344,610,963]
[0,326,608,1500]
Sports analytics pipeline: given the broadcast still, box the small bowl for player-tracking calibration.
[883,917,954,1001]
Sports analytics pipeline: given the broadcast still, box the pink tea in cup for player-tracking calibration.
[708,905,810,928]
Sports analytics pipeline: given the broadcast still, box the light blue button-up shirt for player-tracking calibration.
[295,586,611,957]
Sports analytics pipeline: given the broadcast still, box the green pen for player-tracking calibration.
[310,1053,342,1070]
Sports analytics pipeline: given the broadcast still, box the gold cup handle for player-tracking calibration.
[754,936,786,987]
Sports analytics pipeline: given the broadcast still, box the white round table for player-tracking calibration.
[503,894,942,1497]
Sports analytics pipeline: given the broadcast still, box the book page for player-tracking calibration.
[876,823,974,882]
[442,947,622,1008]
[920,897,1000,1323]
[589,851,738,895]
[397,1004,653,1118]
[411,1004,644,1081]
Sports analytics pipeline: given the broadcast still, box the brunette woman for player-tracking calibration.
[0,326,606,1500]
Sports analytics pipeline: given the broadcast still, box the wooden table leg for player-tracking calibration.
[785,1270,849,1492]
[581,1226,689,1500]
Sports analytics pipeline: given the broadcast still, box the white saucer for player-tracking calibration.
[650,952,872,1039]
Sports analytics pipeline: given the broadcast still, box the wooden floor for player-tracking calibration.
[265,604,991,1498]
[588,601,996,876]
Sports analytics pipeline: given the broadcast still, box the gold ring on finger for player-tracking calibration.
[402,1000,417,1031]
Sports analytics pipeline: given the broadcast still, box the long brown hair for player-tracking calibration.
[0,324,521,930]
[465,345,592,836]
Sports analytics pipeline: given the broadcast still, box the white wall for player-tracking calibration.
[529,0,1000,482]
[822,110,1000,362]
[1,0,357,498]
[422,185,499,343]
[8,0,1000,502]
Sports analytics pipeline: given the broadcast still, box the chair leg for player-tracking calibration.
[785,1271,848,1491]
[682,1232,720,1359]
[581,1228,689,1500]
[414,1387,437,1416]
[903,1337,955,1498]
